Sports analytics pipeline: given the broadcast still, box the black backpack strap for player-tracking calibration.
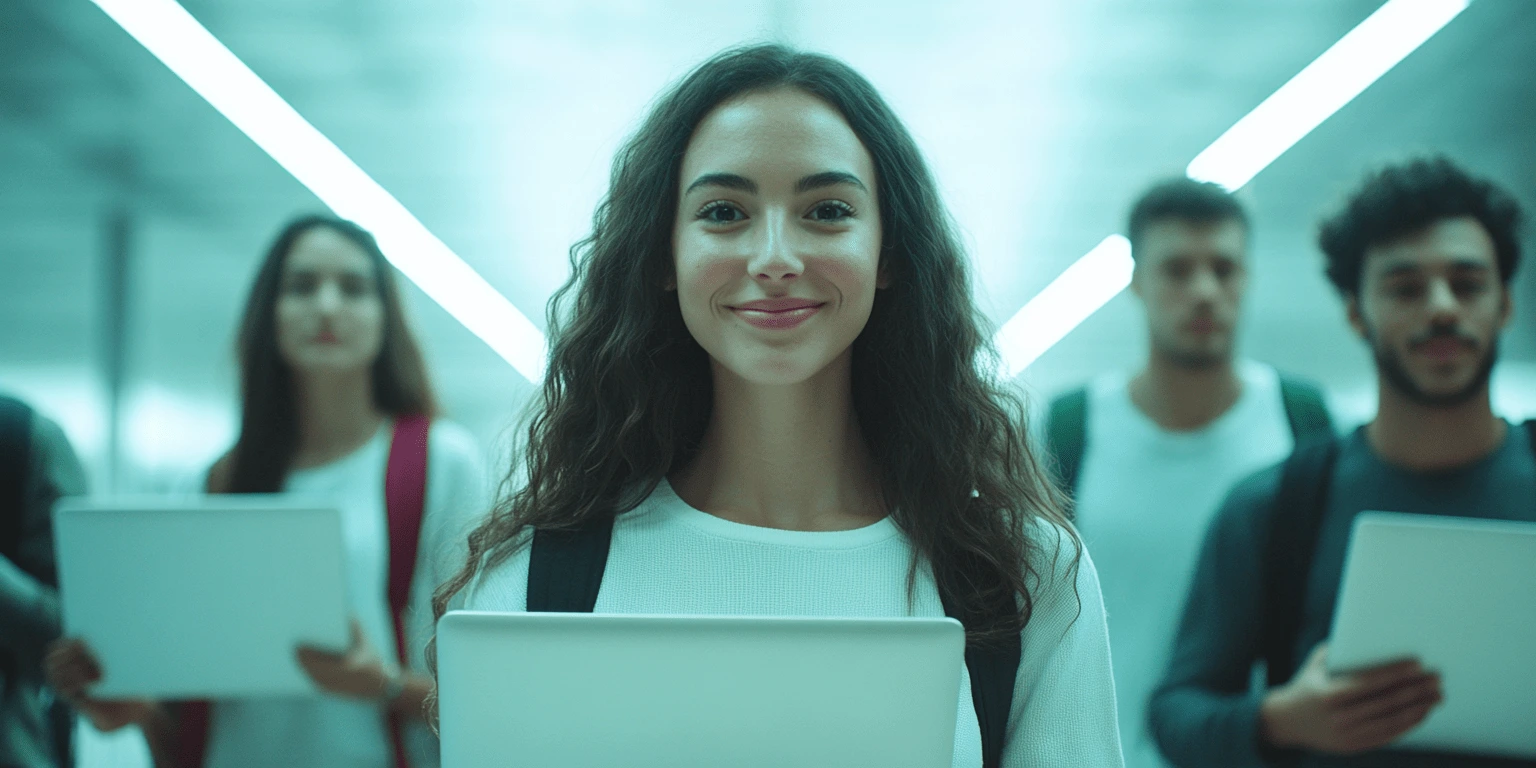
[526,518,616,613]
[938,593,1020,768]
[1278,376,1334,446]
[0,395,36,563]
[1045,387,1090,502]
[1260,437,1339,686]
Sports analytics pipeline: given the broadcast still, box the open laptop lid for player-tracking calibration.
[436,611,966,768]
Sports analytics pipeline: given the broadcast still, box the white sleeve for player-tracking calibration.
[457,529,532,613]
[404,420,492,673]
[1004,521,1125,767]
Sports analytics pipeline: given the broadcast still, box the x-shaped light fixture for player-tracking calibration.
[89,0,1472,384]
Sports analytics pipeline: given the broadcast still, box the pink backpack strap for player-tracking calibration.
[175,700,212,768]
[384,414,431,768]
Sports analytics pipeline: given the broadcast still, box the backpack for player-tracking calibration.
[1258,418,1536,686]
[0,394,36,575]
[1045,374,1334,499]
[526,518,1022,768]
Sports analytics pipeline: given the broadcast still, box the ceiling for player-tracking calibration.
[2,0,1534,490]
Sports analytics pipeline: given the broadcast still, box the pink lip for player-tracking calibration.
[315,331,340,344]
[730,298,825,330]
[1187,317,1220,335]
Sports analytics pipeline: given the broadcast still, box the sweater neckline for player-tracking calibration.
[647,479,902,549]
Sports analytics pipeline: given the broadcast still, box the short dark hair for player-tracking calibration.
[1127,177,1249,258]
[1318,156,1524,296]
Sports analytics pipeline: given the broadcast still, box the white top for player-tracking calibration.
[203,420,488,768]
[462,480,1125,768]
[1070,361,1297,768]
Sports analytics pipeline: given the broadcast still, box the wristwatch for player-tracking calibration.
[379,670,406,705]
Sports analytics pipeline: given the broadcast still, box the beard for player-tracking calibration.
[1369,325,1499,408]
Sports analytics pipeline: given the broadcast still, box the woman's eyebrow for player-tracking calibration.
[683,171,868,196]
[684,173,757,196]
[796,171,866,193]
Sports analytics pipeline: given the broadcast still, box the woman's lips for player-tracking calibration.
[731,301,825,330]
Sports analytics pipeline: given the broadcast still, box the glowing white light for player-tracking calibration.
[123,385,236,472]
[998,0,1470,375]
[996,235,1133,377]
[1187,0,1471,190]
[88,0,547,383]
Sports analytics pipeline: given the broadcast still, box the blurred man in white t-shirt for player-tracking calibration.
[1044,178,1333,768]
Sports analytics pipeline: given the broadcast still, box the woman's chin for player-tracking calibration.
[709,349,850,388]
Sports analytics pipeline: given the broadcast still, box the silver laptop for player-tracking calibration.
[1328,511,1536,759]
[53,495,351,698]
[435,611,966,768]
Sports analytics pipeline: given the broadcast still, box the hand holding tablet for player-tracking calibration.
[52,496,352,699]
[1324,512,1536,759]
[1259,643,1443,754]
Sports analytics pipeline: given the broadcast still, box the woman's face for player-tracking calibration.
[672,87,884,386]
[274,226,386,377]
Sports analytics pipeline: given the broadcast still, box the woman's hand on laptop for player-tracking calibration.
[43,638,160,732]
[1259,643,1443,755]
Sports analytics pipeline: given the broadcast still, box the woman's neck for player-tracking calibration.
[670,352,886,532]
[291,369,385,470]
[1368,381,1505,471]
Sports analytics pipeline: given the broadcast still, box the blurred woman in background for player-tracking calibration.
[46,215,486,768]
[433,44,1122,767]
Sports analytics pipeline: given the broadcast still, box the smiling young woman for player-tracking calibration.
[433,45,1123,766]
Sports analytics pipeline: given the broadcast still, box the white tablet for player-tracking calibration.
[436,611,966,768]
[1328,511,1536,759]
[53,495,351,698]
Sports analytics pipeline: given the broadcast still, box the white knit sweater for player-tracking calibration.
[464,480,1125,767]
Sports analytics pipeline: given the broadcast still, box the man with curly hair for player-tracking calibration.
[1150,156,1534,768]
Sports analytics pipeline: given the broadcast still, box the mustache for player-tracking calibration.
[1408,326,1480,350]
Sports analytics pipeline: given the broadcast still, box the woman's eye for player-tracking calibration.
[284,276,317,295]
[1452,278,1488,297]
[698,202,746,224]
[809,202,854,222]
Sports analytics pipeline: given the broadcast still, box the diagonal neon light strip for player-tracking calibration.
[89,0,547,383]
[998,0,1471,377]
[1187,0,1471,190]
[994,236,1133,377]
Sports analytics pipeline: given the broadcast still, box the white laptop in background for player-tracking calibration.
[53,495,351,698]
[1328,511,1536,759]
[435,611,966,768]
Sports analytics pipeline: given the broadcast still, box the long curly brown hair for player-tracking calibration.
[433,44,1074,651]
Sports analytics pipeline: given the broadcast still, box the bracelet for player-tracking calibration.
[379,671,406,706]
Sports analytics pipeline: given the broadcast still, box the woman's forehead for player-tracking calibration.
[680,88,874,190]
[285,227,373,273]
